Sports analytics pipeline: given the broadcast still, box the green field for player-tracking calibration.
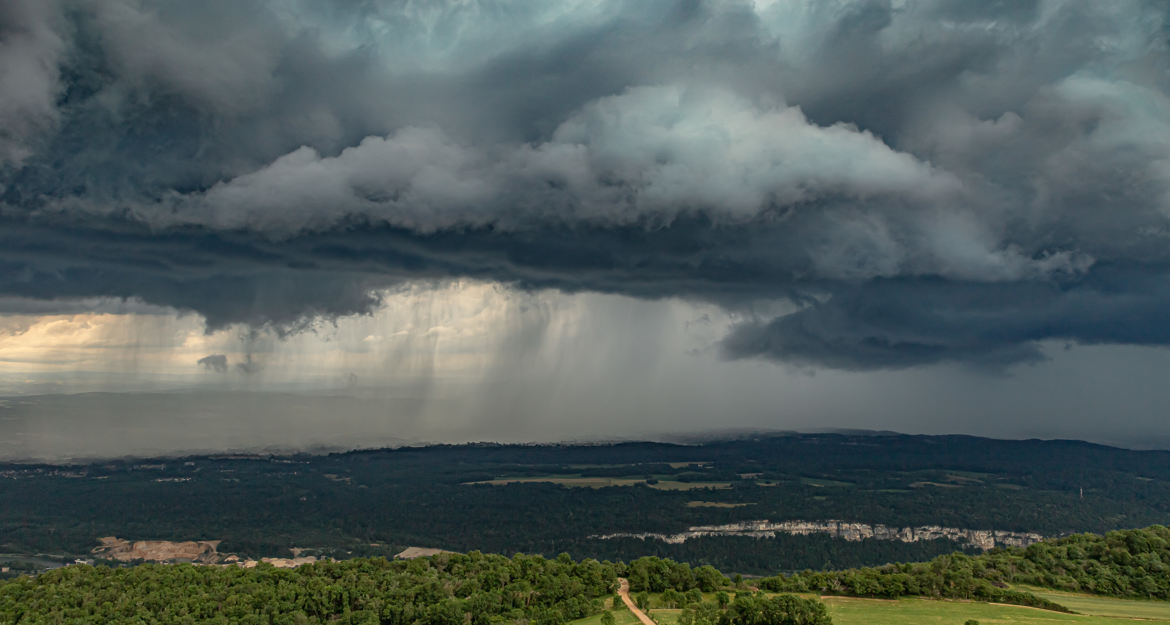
[648,480,731,491]
[571,600,643,625]
[582,591,1170,625]
[799,477,855,488]
[464,475,646,488]
[821,595,1170,625]
[574,610,643,625]
[647,608,683,625]
[1018,588,1170,621]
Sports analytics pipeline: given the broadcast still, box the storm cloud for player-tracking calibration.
[2,0,1170,370]
[197,354,228,373]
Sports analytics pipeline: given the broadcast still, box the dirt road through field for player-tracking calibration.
[617,578,657,625]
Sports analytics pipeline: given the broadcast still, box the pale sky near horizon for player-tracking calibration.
[3,0,1170,459]
[3,283,1170,461]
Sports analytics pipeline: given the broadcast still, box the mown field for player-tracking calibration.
[818,595,1170,625]
[1017,588,1170,622]
[580,591,1170,625]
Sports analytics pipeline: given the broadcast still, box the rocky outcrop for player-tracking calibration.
[590,520,1043,551]
[394,547,454,559]
[240,556,318,568]
[92,538,323,568]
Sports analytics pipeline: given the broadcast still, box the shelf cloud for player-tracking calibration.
[2,0,1169,370]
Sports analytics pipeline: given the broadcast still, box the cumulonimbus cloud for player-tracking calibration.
[2,0,1169,370]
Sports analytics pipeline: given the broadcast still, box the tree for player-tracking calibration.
[601,611,616,625]
[694,565,727,592]
[724,594,832,625]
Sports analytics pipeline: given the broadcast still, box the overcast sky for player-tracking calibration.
[2,0,1170,460]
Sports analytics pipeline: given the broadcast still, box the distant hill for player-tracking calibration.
[1,432,1169,573]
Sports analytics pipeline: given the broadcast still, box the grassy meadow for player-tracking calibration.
[575,590,1170,625]
[818,595,1170,625]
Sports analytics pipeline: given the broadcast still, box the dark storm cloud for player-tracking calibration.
[721,266,1170,370]
[0,0,64,164]
[2,0,1169,370]
[197,354,228,373]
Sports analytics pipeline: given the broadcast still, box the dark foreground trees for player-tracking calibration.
[757,525,1170,609]
[679,594,831,625]
[5,525,1170,624]
[0,552,617,625]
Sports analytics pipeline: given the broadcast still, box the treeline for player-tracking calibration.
[679,594,832,625]
[616,526,1170,612]
[618,553,1060,612]
[623,557,728,592]
[0,552,617,625]
[756,525,1170,608]
[762,554,1069,612]
[574,534,976,575]
[617,557,831,623]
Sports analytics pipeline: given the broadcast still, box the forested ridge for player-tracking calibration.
[4,434,1170,575]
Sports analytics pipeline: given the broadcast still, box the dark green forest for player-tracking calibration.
[0,552,616,625]
[3,434,1170,573]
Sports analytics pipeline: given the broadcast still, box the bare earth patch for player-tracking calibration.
[394,547,454,559]
[648,481,732,491]
[94,537,222,563]
[464,477,645,488]
[463,476,731,490]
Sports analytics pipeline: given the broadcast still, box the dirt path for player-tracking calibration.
[617,578,657,625]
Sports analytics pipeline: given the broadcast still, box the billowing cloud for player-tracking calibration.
[2,0,1169,370]
[142,87,956,235]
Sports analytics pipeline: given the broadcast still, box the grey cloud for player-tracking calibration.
[0,0,65,165]
[0,296,170,316]
[135,88,956,239]
[235,355,261,375]
[1,0,1169,370]
[85,1,286,115]
[197,354,228,373]
[720,266,1170,370]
